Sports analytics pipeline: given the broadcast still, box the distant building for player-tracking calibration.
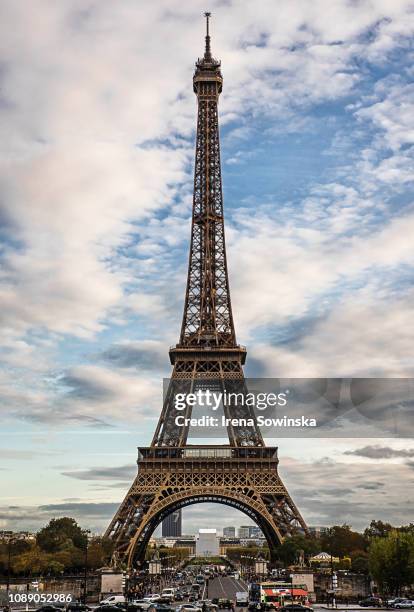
[223,527,236,537]
[308,526,329,538]
[174,537,196,556]
[249,526,264,538]
[0,530,35,541]
[153,537,176,548]
[219,537,241,555]
[162,510,182,537]
[196,529,219,557]
[238,525,251,538]
[152,534,195,549]
[240,538,266,547]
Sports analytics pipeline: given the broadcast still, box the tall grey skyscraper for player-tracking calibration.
[162,509,182,537]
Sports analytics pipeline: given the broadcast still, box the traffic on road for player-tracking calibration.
[8,565,414,612]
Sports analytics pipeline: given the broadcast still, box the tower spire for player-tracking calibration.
[204,11,212,61]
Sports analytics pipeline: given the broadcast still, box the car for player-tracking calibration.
[144,596,161,603]
[131,602,155,611]
[94,607,121,612]
[359,598,382,607]
[176,605,202,612]
[66,605,92,612]
[101,597,126,606]
[218,600,233,610]
[175,594,184,602]
[388,600,408,607]
[235,593,248,608]
[394,602,414,609]
[148,606,175,612]
[280,606,313,612]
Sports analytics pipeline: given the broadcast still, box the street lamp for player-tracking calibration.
[327,528,338,609]
[83,529,91,604]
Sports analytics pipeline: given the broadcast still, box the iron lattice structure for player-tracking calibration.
[105,14,308,568]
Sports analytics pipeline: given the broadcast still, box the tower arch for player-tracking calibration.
[127,492,284,568]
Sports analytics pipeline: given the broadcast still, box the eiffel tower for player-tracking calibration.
[105,13,308,568]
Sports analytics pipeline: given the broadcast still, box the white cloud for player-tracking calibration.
[227,204,414,336]
[250,287,414,377]
[1,0,414,527]
[280,452,414,529]
[1,0,412,346]
[356,81,414,151]
[58,364,163,424]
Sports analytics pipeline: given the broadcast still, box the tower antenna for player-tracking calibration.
[204,11,212,60]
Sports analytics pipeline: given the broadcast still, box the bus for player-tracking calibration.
[249,582,310,608]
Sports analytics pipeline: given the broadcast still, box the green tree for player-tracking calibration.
[37,518,86,553]
[364,520,393,540]
[399,523,414,534]
[0,539,34,576]
[369,530,414,595]
[87,537,114,569]
[321,525,367,557]
[351,552,369,574]
[12,545,50,575]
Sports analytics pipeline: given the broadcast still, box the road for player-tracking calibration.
[206,576,249,601]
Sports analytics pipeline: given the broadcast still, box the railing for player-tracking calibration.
[137,446,278,461]
[169,345,247,351]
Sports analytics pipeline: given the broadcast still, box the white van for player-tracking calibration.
[161,588,176,600]
[100,595,126,605]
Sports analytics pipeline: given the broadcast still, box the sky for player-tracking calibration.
[0,0,414,537]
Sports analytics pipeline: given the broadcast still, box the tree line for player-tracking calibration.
[1,518,413,595]
[0,518,114,576]
[225,521,414,595]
